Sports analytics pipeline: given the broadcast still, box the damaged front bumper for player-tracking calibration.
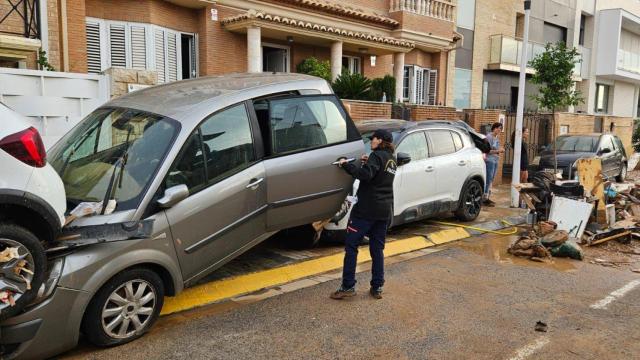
[0,285,90,360]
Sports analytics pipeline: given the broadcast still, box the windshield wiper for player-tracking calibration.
[101,125,134,215]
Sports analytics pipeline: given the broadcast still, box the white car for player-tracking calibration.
[0,102,66,320]
[323,120,487,241]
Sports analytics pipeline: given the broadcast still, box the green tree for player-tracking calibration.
[296,57,331,82]
[529,41,583,172]
[332,72,372,100]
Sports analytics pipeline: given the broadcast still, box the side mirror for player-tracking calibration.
[599,148,611,155]
[157,184,189,208]
[397,152,411,166]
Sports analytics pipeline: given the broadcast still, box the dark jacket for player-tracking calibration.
[342,148,397,221]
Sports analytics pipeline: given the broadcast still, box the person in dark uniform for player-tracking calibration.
[511,127,530,182]
[331,129,397,300]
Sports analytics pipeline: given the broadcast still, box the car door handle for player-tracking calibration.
[425,166,435,172]
[246,177,264,189]
[332,158,356,165]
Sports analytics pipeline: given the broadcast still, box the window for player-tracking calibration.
[543,22,567,45]
[397,132,429,161]
[428,130,456,156]
[595,83,610,113]
[268,97,348,154]
[452,131,464,151]
[200,104,255,181]
[579,14,586,46]
[166,132,207,192]
[403,66,438,105]
[85,18,197,82]
[342,56,361,75]
[403,66,410,100]
[453,68,471,109]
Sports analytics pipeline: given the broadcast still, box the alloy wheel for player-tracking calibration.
[101,279,157,339]
[464,182,483,217]
[0,238,35,310]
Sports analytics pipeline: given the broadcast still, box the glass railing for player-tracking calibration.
[618,48,640,75]
[489,34,583,77]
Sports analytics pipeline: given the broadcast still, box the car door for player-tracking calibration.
[598,135,617,177]
[261,95,362,230]
[394,131,436,220]
[427,129,467,205]
[163,103,268,284]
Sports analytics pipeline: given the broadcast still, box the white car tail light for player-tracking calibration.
[0,127,47,167]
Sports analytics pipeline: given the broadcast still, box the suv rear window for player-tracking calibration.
[428,130,456,156]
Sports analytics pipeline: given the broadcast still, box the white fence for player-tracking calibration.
[0,68,110,147]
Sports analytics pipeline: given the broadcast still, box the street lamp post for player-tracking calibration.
[511,0,532,208]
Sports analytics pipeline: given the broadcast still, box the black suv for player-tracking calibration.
[538,134,627,181]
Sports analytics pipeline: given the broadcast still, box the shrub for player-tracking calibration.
[296,57,331,82]
[369,75,395,102]
[332,72,372,100]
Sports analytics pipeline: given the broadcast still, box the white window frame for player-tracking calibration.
[85,17,198,82]
[403,65,438,105]
[261,42,290,72]
[342,55,361,75]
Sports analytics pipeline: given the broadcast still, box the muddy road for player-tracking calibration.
[62,234,640,360]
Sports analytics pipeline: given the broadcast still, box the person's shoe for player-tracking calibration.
[483,199,496,207]
[330,286,356,300]
[369,287,383,299]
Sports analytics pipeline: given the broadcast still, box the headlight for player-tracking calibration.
[30,257,64,306]
[532,156,541,166]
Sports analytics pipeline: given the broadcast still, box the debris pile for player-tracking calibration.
[0,246,33,308]
[512,158,640,266]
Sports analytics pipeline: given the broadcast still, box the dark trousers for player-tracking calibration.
[341,216,388,289]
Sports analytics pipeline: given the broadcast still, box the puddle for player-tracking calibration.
[450,234,579,272]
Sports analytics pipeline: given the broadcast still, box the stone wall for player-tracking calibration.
[407,105,461,121]
[104,67,158,98]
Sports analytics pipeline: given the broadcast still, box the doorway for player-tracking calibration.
[510,86,519,112]
[262,44,290,72]
[181,34,196,79]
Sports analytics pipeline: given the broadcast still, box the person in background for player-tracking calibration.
[511,127,530,183]
[484,122,504,207]
[331,129,397,300]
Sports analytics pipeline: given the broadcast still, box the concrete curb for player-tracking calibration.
[161,215,527,316]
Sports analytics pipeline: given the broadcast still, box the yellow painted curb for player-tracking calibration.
[161,236,432,315]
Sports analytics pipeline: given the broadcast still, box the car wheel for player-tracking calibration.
[454,179,483,222]
[0,223,46,321]
[616,163,627,183]
[82,268,164,347]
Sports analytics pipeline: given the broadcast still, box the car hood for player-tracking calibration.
[539,151,596,166]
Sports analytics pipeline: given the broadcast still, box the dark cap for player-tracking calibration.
[368,129,393,143]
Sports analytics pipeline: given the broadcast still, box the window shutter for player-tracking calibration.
[427,70,438,106]
[130,25,146,70]
[167,32,178,82]
[155,29,166,83]
[109,24,126,68]
[86,22,102,74]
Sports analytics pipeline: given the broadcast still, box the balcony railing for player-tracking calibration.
[0,0,41,39]
[390,0,456,21]
[489,34,583,77]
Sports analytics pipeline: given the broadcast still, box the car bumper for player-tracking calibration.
[0,286,90,360]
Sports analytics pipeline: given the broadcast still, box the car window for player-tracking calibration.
[396,132,428,161]
[608,136,616,150]
[555,136,598,152]
[615,137,625,153]
[428,130,456,156]
[451,131,464,151]
[165,132,207,192]
[200,104,255,182]
[268,96,347,154]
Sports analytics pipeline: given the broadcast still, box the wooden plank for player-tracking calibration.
[588,230,631,246]
[577,158,606,224]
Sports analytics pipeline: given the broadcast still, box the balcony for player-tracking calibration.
[489,35,583,78]
[389,0,456,22]
[0,0,42,61]
[596,9,640,83]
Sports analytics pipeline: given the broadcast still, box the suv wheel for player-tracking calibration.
[0,224,46,321]
[454,179,483,222]
[82,268,164,347]
[616,163,627,183]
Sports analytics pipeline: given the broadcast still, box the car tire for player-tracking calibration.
[616,163,627,183]
[0,223,46,321]
[82,268,164,347]
[279,225,321,249]
[454,179,483,222]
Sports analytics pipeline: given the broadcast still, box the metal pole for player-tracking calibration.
[511,0,531,208]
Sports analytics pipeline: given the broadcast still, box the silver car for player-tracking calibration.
[0,73,363,359]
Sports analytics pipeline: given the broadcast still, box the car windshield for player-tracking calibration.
[48,108,179,211]
[554,136,598,152]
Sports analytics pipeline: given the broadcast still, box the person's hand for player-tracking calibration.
[498,147,505,154]
[338,158,348,167]
[360,154,369,163]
